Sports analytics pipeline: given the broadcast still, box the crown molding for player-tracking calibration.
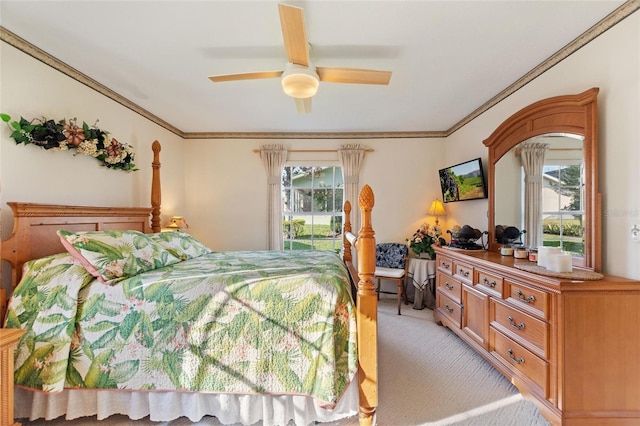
[449,0,640,136]
[0,27,185,139]
[182,130,448,140]
[1,0,637,140]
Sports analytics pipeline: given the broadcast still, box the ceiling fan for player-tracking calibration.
[208,3,392,114]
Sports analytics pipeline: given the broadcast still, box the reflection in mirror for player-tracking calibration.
[495,134,584,259]
[484,88,600,271]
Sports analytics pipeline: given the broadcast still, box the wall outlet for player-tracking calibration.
[632,225,640,242]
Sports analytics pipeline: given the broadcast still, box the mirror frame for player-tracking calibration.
[483,88,601,271]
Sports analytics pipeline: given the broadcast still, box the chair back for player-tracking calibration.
[375,243,408,269]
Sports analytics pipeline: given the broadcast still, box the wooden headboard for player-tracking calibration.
[1,203,153,287]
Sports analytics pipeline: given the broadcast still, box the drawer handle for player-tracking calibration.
[445,282,454,290]
[517,290,536,304]
[482,277,497,288]
[442,262,451,269]
[459,269,469,277]
[445,304,454,313]
[508,349,525,364]
[508,316,526,330]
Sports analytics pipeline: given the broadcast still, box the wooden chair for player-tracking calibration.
[374,243,409,315]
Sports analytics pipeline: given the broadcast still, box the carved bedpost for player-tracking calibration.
[343,201,352,263]
[151,141,161,233]
[356,184,377,426]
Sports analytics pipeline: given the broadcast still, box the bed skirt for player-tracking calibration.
[15,379,359,426]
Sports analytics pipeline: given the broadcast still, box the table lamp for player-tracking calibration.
[167,216,189,230]
[427,199,446,226]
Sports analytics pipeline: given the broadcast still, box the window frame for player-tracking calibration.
[541,160,585,256]
[282,162,344,252]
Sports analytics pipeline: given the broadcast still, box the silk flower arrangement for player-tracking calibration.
[1,114,137,171]
[407,223,443,259]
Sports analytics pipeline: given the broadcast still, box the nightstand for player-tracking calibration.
[1,328,25,426]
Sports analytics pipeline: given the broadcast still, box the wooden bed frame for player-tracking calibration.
[0,140,379,426]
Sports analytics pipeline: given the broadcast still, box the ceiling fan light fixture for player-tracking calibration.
[281,63,319,98]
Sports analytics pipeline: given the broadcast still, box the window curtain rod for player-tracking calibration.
[515,147,581,155]
[253,148,374,154]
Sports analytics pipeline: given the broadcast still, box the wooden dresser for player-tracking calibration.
[1,328,25,426]
[433,246,640,426]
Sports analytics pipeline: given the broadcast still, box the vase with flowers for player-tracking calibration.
[407,223,443,259]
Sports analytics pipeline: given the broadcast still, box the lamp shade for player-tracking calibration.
[428,199,446,217]
[167,216,189,230]
[428,199,446,226]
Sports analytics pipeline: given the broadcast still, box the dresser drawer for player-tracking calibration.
[490,299,549,359]
[504,280,549,320]
[436,290,462,328]
[437,272,462,303]
[453,260,474,284]
[490,328,549,398]
[475,269,503,297]
[437,255,454,275]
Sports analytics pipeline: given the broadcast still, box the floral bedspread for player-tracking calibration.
[5,250,357,407]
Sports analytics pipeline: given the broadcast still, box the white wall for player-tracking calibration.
[183,138,446,250]
[0,42,186,293]
[446,11,640,279]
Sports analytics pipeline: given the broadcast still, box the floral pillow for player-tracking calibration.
[5,253,95,392]
[57,229,180,283]
[149,231,212,261]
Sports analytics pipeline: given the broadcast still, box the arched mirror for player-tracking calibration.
[483,88,601,271]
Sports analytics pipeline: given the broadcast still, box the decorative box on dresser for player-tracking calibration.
[433,246,640,426]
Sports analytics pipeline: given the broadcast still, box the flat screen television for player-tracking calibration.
[438,157,488,203]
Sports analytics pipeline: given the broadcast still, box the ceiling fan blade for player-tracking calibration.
[278,4,309,67]
[294,97,312,115]
[208,71,283,83]
[316,67,392,85]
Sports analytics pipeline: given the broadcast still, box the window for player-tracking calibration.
[541,163,584,256]
[282,166,344,252]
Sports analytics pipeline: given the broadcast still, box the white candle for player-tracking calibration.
[537,247,547,267]
[546,254,560,271]
[547,253,573,273]
[537,247,561,268]
[547,248,561,269]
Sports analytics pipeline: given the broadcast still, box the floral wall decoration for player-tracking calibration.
[1,114,137,171]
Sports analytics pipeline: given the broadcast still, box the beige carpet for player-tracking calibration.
[19,297,549,426]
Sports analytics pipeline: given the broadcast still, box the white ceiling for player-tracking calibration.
[0,1,630,136]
